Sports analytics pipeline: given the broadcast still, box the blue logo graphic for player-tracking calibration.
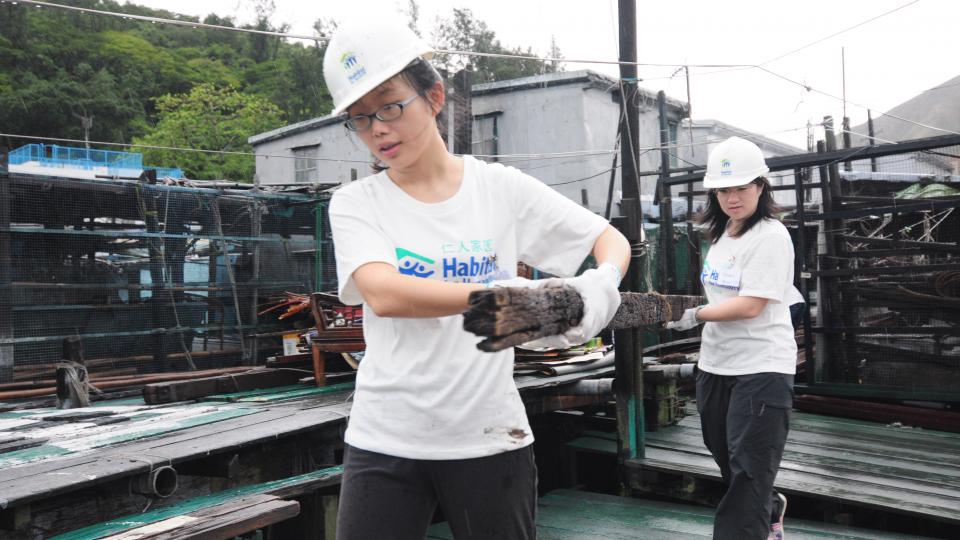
[720,158,733,176]
[397,248,435,278]
[340,52,358,69]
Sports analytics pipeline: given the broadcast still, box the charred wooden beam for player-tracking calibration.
[142,367,307,404]
[463,287,703,352]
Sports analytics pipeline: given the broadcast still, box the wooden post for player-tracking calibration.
[793,168,815,383]
[616,0,645,473]
[247,197,262,366]
[142,169,169,372]
[842,116,853,172]
[867,110,878,172]
[656,91,675,295]
[56,336,88,409]
[0,147,12,383]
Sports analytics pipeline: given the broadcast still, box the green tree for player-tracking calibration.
[431,8,559,83]
[133,84,283,181]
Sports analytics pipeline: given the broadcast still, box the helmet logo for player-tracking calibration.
[720,158,732,176]
[340,52,367,84]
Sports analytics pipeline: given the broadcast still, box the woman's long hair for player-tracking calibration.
[369,58,446,173]
[697,177,780,243]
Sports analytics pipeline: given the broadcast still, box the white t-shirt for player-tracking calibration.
[698,218,801,376]
[329,156,609,460]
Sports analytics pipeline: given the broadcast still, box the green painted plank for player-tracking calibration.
[633,448,960,524]
[230,382,355,403]
[428,490,931,539]
[52,465,343,540]
[0,408,260,468]
[645,426,960,487]
[0,443,72,468]
[677,415,960,465]
[86,408,259,448]
[644,432,960,496]
[203,384,305,402]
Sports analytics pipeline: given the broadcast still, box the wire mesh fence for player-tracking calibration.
[0,166,335,384]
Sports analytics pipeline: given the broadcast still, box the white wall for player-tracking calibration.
[253,123,372,185]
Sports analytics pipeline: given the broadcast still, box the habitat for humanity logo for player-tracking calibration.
[340,52,366,84]
[396,248,435,278]
[720,158,732,176]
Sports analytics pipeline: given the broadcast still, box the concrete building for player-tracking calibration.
[248,70,813,216]
[248,70,689,217]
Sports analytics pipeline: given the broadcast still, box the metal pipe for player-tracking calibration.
[558,378,614,397]
[132,466,179,499]
[644,363,697,381]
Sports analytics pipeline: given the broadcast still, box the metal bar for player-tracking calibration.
[662,133,960,186]
[2,226,280,243]
[840,234,960,253]
[0,324,261,345]
[795,382,960,402]
[5,281,301,290]
[807,198,960,221]
[0,148,11,383]
[809,326,960,335]
[811,262,960,277]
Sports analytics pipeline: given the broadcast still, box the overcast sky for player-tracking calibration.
[132,0,956,150]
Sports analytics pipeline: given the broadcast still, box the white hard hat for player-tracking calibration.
[703,136,770,189]
[322,19,434,116]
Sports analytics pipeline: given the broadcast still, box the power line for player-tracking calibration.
[760,0,920,66]
[754,65,960,137]
[547,165,621,187]
[5,0,323,41]
[3,0,753,69]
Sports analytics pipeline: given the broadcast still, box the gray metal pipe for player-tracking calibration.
[559,378,615,397]
[644,363,697,381]
[132,466,179,498]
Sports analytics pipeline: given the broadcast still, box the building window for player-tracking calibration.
[292,144,320,183]
[472,112,501,160]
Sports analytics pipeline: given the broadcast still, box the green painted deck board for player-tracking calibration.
[427,490,932,539]
[52,465,343,539]
[0,406,261,468]
[204,382,355,403]
[621,405,960,525]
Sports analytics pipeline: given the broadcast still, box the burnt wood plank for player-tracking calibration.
[143,368,308,404]
[114,497,300,540]
[463,287,702,351]
[52,468,341,540]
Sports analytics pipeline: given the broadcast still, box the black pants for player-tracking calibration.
[336,444,538,540]
[696,371,793,540]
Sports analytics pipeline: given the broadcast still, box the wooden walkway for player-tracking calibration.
[0,364,615,538]
[569,404,960,526]
[427,489,936,539]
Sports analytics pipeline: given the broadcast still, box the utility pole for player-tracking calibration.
[73,113,94,149]
[614,0,645,466]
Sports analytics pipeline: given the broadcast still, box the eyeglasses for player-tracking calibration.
[344,94,422,132]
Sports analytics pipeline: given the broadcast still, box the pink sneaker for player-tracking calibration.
[768,493,787,540]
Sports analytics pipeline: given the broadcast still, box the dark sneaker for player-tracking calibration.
[768,492,787,540]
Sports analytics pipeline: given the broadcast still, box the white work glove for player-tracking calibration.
[521,263,622,350]
[485,276,547,289]
[665,306,704,331]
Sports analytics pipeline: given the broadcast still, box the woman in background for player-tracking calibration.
[667,136,801,540]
